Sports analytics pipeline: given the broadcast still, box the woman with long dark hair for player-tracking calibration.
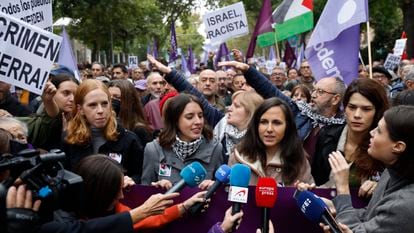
[230,97,313,186]
[141,93,223,188]
[312,78,388,197]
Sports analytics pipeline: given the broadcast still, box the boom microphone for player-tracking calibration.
[188,164,231,214]
[255,177,278,233]
[294,190,341,233]
[165,161,207,194]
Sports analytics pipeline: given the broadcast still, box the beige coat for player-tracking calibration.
[228,149,314,186]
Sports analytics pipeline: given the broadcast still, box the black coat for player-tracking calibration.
[311,124,345,186]
[0,92,31,116]
[63,126,144,183]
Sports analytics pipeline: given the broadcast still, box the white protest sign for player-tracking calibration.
[383,53,401,71]
[393,39,407,56]
[203,2,249,45]
[1,0,53,32]
[0,12,62,95]
[128,56,138,68]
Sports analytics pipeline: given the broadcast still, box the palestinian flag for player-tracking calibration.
[257,0,313,47]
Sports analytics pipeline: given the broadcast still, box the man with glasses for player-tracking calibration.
[299,61,315,91]
[270,66,287,91]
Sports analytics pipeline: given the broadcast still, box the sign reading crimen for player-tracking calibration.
[203,2,248,45]
[0,0,53,32]
[0,12,62,95]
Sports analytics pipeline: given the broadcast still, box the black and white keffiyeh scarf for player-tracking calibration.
[172,135,203,161]
[296,101,345,127]
[214,117,246,156]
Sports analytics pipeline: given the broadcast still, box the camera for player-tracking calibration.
[0,148,83,232]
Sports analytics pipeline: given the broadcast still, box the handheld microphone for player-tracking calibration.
[165,161,207,194]
[255,177,278,233]
[293,190,341,233]
[188,164,231,215]
[228,163,251,215]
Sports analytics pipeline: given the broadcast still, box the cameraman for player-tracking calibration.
[5,183,179,233]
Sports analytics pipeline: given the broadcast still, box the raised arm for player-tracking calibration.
[147,54,224,127]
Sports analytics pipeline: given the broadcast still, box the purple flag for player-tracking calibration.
[146,42,151,56]
[169,20,178,63]
[305,0,368,84]
[214,43,230,68]
[268,46,276,61]
[283,41,297,68]
[295,43,305,70]
[152,40,158,58]
[181,54,191,78]
[58,27,80,80]
[187,46,196,74]
[246,0,273,58]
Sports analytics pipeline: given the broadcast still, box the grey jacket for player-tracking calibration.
[333,169,414,232]
[141,139,224,185]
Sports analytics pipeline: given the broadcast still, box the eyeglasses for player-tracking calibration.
[312,88,337,96]
[300,66,310,69]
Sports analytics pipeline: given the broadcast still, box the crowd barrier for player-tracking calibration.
[122,185,368,233]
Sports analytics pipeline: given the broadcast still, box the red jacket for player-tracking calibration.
[115,202,181,231]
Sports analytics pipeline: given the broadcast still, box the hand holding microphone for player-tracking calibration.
[293,190,342,233]
[188,164,231,215]
[165,161,207,194]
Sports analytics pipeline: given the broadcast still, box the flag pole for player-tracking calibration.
[366,21,373,79]
[273,30,281,64]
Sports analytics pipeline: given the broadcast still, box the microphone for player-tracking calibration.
[255,177,278,233]
[228,163,251,215]
[165,161,207,194]
[293,190,341,233]
[188,164,231,215]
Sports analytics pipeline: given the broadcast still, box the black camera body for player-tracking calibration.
[0,149,83,232]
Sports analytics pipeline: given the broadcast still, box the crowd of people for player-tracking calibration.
[1,48,414,233]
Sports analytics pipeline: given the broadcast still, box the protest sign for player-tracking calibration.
[203,2,248,44]
[0,0,53,32]
[393,38,407,57]
[383,53,401,71]
[128,56,138,68]
[0,12,62,95]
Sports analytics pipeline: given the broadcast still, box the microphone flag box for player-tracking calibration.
[228,186,249,203]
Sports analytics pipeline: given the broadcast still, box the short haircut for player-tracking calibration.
[113,64,128,74]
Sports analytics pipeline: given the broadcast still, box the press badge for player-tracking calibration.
[108,153,122,163]
[158,163,172,177]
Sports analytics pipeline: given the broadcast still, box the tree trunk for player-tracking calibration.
[401,0,414,59]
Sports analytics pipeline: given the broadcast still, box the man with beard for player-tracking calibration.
[216,70,232,106]
[143,72,166,131]
[197,69,226,112]
[141,72,166,105]
[299,61,315,92]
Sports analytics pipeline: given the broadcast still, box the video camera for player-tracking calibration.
[0,148,83,232]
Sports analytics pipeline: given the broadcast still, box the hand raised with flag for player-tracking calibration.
[218,61,249,72]
[147,54,172,74]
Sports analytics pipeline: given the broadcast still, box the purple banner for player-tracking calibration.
[306,25,360,85]
[122,185,368,233]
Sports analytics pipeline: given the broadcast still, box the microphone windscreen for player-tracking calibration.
[214,164,231,183]
[294,190,327,223]
[180,161,207,187]
[255,177,278,208]
[229,163,251,187]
